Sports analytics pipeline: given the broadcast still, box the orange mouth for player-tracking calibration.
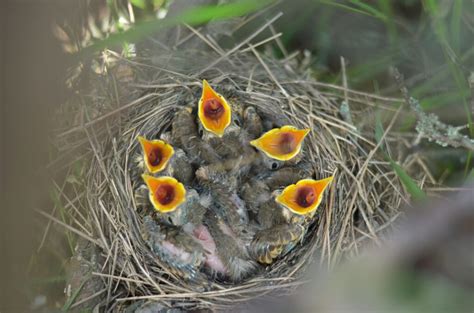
[276,176,334,215]
[142,175,186,213]
[138,136,174,173]
[250,126,310,161]
[198,80,231,137]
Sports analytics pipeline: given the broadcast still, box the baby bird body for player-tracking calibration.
[203,210,257,282]
[250,177,334,264]
[141,216,207,282]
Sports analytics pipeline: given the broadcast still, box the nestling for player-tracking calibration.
[250,176,334,264]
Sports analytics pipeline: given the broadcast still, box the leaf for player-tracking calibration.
[130,0,146,9]
[389,159,426,200]
[374,111,426,200]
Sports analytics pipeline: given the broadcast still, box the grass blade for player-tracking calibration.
[389,159,426,200]
[375,110,426,200]
[78,0,274,57]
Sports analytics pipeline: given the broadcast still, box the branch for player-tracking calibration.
[392,67,474,151]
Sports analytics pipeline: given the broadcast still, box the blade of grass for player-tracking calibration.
[374,111,385,147]
[450,0,462,53]
[62,275,89,312]
[419,88,471,110]
[77,0,275,57]
[376,111,426,200]
[389,159,426,200]
[349,0,387,21]
[424,0,473,170]
[50,188,76,254]
[377,0,397,46]
[316,0,382,19]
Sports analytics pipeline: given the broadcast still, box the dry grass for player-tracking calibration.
[44,15,436,311]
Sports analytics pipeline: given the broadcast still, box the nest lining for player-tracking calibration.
[64,50,408,311]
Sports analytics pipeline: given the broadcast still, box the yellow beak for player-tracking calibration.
[250,126,310,161]
[142,175,186,213]
[198,80,232,137]
[276,176,334,215]
[138,136,174,173]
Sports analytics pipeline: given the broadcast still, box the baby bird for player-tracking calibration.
[240,179,272,215]
[137,136,175,174]
[171,107,221,165]
[129,135,174,182]
[203,125,243,159]
[195,151,257,191]
[200,103,246,160]
[141,216,207,283]
[250,125,310,162]
[250,176,334,265]
[198,80,232,137]
[241,106,264,142]
[262,161,315,189]
[162,148,194,186]
[211,185,249,234]
[203,210,257,282]
[141,174,207,226]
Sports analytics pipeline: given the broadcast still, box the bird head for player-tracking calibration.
[250,126,310,161]
[142,174,186,214]
[138,136,174,173]
[275,176,334,216]
[198,80,232,137]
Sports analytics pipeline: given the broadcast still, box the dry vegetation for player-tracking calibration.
[42,13,446,311]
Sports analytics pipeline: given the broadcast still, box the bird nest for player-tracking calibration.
[59,43,409,311]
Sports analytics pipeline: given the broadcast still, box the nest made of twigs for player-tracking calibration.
[63,53,404,308]
[58,40,412,310]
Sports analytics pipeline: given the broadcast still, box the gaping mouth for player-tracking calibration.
[148,146,163,167]
[295,186,316,208]
[142,175,186,213]
[203,98,225,122]
[155,184,175,205]
[138,136,174,173]
[198,80,231,137]
[276,176,334,215]
[250,126,309,161]
[276,132,298,154]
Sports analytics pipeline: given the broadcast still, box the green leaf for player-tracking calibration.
[389,159,426,200]
[130,0,146,9]
[374,111,426,200]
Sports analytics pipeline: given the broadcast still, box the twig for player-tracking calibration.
[392,67,474,151]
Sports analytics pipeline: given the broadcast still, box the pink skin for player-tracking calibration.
[161,241,192,262]
[192,225,228,274]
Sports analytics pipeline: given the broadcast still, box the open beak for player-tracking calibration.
[142,175,186,213]
[250,126,309,161]
[276,176,334,215]
[138,136,174,173]
[198,80,231,137]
